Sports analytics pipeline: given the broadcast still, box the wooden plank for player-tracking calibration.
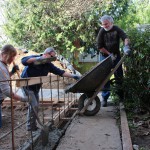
[44,100,75,122]
[2,101,25,105]
[60,117,71,120]
[2,98,72,107]
[15,75,59,87]
[44,116,52,120]
[39,101,54,103]
[40,98,70,102]
[69,108,78,110]
[39,103,54,107]
[120,103,133,150]
[43,107,65,111]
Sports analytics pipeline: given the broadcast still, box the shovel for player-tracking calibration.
[26,91,49,146]
[31,103,49,146]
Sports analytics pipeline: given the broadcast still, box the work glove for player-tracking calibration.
[20,96,32,103]
[34,56,45,65]
[34,56,56,65]
[35,56,43,60]
[72,74,81,80]
[123,45,131,56]
[110,54,117,61]
[11,65,19,75]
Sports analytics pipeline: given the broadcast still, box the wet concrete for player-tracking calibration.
[34,127,63,150]
[19,127,63,150]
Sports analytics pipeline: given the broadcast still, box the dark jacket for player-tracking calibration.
[21,55,65,92]
[97,25,127,56]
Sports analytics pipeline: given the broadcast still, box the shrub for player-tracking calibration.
[123,25,150,113]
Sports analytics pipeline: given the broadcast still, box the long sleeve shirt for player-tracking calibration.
[97,25,127,56]
[0,61,11,101]
[21,55,65,92]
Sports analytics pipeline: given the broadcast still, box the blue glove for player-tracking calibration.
[11,65,19,74]
[72,74,81,80]
[123,45,131,55]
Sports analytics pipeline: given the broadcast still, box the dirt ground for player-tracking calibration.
[0,107,29,150]
[129,112,150,150]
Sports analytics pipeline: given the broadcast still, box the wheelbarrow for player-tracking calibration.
[65,54,127,116]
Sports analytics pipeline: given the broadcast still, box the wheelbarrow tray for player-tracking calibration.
[66,55,113,93]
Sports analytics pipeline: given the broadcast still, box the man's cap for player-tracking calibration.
[43,47,56,54]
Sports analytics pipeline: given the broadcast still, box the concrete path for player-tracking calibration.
[14,89,122,149]
[56,102,122,150]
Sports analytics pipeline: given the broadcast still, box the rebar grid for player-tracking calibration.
[0,75,78,150]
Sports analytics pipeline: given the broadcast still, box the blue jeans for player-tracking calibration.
[22,87,39,130]
[99,54,123,101]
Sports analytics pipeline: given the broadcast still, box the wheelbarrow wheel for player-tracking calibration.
[78,94,101,116]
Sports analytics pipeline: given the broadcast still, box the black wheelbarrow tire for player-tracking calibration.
[78,94,101,116]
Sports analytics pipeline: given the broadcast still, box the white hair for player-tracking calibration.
[99,15,114,23]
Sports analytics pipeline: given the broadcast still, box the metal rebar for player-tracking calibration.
[49,74,54,123]
[26,80,34,150]
[0,120,27,140]
[40,77,44,124]
[63,77,66,115]
[10,80,15,150]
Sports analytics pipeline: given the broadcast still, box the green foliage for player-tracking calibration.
[1,0,149,112]
[115,1,150,30]
[1,0,130,56]
[123,25,150,112]
[1,0,149,53]
[2,0,64,52]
